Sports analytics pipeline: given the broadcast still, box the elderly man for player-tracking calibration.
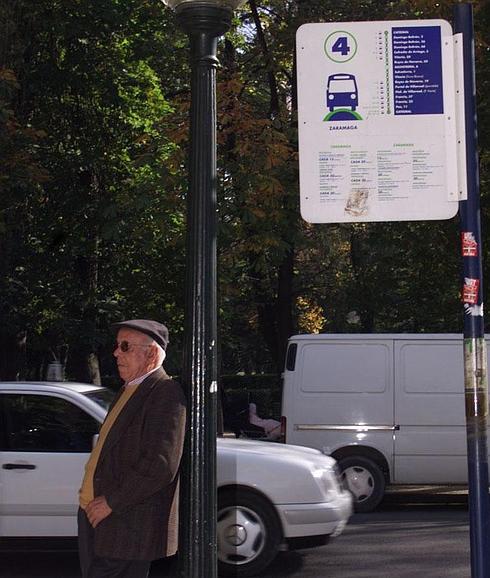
[78,319,186,578]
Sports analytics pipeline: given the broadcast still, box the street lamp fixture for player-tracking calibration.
[162,0,242,37]
[159,0,243,577]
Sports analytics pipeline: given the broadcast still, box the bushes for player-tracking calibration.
[221,374,282,435]
[102,372,283,435]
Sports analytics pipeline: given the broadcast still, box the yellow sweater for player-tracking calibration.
[79,385,139,509]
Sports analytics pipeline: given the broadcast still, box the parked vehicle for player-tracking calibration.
[281,334,482,512]
[0,381,352,577]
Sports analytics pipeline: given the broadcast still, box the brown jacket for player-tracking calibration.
[92,368,186,560]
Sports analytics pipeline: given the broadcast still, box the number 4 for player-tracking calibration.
[332,36,350,56]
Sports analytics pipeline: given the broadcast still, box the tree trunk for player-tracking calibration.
[350,229,375,332]
[0,328,27,380]
[67,170,102,384]
[276,248,294,372]
[66,348,101,385]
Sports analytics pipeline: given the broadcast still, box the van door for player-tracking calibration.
[393,337,467,484]
[284,337,395,462]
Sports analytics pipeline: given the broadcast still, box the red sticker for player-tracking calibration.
[463,278,480,304]
[462,232,478,257]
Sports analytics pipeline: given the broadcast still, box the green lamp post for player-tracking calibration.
[160,0,243,576]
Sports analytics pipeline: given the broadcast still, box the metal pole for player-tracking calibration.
[454,4,490,577]
[177,5,232,578]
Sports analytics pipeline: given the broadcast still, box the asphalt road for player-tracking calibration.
[265,507,470,578]
[0,488,472,578]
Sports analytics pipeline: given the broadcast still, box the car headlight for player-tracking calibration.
[328,94,334,100]
[350,93,356,99]
[312,467,339,502]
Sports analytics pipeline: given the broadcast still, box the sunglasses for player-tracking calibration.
[114,340,151,353]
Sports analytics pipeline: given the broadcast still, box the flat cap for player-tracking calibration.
[111,319,169,350]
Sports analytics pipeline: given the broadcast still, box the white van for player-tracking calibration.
[281,334,488,512]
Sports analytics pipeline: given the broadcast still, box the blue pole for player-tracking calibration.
[453,4,490,577]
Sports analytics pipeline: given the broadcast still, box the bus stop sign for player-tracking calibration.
[297,20,464,223]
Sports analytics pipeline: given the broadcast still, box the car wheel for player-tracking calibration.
[338,456,385,513]
[217,489,282,577]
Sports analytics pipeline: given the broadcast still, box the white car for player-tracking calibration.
[0,382,352,576]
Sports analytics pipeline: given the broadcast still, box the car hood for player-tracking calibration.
[217,437,336,467]
[217,437,340,504]
[218,436,320,455]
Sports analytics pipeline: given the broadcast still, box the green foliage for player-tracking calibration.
[0,0,186,379]
[215,0,484,372]
[1,0,489,381]
[221,374,282,425]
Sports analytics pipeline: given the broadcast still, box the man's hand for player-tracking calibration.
[86,496,112,528]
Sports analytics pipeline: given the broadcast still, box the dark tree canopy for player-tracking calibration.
[0,0,488,381]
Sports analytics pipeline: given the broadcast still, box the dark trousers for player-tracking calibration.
[78,508,151,578]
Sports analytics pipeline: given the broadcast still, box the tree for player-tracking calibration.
[212,0,489,372]
[0,0,489,381]
[0,0,186,381]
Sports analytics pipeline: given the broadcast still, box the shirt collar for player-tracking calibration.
[126,366,161,388]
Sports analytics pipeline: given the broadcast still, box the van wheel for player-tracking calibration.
[338,456,385,512]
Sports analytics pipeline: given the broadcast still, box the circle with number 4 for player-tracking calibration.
[324,31,357,63]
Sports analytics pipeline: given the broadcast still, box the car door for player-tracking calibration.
[0,392,100,536]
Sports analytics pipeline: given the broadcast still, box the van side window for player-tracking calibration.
[286,344,298,371]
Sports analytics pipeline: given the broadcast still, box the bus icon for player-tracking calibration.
[326,74,358,112]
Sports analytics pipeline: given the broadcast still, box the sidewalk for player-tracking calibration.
[383,484,468,506]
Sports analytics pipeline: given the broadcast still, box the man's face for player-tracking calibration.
[113,328,154,383]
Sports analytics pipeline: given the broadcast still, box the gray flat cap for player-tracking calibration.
[111,319,169,350]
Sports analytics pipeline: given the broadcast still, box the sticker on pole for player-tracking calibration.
[461,232,478,257]
[297,20,461,223]
[463,278,480,304]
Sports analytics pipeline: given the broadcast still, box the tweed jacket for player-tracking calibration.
[92,367,186,560]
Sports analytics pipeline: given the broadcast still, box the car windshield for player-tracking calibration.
[84,388,115,411]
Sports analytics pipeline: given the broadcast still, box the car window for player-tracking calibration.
[84,388,115,411]
[1,394,99,453]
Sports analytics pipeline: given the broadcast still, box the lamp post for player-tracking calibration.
[160,1,242,576]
